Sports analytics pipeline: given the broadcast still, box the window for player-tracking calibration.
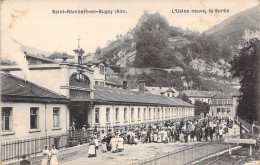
[222,108,225,113]
[95,108,99,123]
[158,108,160,119]
[53,108,60,127]
[100,65,105,75]
[2,107,12,131]
[143,108,146,120]
[95,81,99,86]
[153,108,156,119]
[100,82,105,86]
[106,108,110,122]
[227,108,230,113]
[30,107,39,129]
[131,108,134,121]
[227,99,230,104]
[167,93,170,97]
[115,108,119,121]
[138,108,140,120]
[162,109,164,118]
[217,108,220,113]
[148,108,151,119]
[124,108,127,121]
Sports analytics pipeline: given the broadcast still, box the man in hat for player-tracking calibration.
[20,155,31,165]
[41,145,50,165]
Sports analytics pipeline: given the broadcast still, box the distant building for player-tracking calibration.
[183,90,219,104]
[209,93,237,119]
[25,52,58,64]
[146,86,179,98]
[131,86,179,98]
[84,59,106,87]
[84,59,123,88]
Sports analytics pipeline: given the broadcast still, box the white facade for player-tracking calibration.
[2,63,94,99]
[92,104,194,127]
[0,102,69,141]
[189,97,212,104]
[91,63,106,86]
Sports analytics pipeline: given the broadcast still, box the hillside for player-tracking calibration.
[205,5,260,54]
[95,11,241,90]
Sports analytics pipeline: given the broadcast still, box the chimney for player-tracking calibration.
[123,81,127,89]
[139,80,145,94]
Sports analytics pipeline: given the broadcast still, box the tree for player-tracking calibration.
[229,37,259,123]
[177,92,192,104]
[95,46,102,55]
[134,12,170,68]
[194,100,210,116]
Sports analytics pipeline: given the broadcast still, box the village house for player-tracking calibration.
[84,59,123,88]
[209,93,236,119]
[131,86,179,98]
[0,73,70,142]
[183,90,219,104]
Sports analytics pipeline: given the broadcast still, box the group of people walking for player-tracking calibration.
[87,116,233,157]
[88,130,125,157]
[40,144,59,165]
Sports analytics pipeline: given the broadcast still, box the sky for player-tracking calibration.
[1,0,259,57]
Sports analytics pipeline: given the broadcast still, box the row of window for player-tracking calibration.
[216,108,231,113]
[214,99,231,104]
[1,107,60,131]
[194,98,210,103]
[95,81,105,86]
[95,107,193,124]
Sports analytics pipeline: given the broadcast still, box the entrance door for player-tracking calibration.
[69,102,89,130]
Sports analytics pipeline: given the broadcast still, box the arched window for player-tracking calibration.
[69,73,90,88]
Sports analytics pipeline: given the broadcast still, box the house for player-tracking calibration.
[131,86,179,98]
[146,86,179,98]
[183,90,219,104]
[84,59,106,86]
[209,93,236,118]
[0,73,70,141]
[84,59,123,88]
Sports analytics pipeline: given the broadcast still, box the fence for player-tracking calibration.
[1,134,67,163]
[131,142,234,165]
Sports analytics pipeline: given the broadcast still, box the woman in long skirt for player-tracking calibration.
[88,138,96,157]
[41,145,50,165]
[117,135,124,152]
[111,135,117,153]
[154,130,158,143]
[157,131,162,143]
[101,136,107,152]
[50,144,58,165]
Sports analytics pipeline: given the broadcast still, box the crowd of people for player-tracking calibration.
[87,116,234,157]
[35,116,234,164]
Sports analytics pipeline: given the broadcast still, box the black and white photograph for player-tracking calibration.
[1,0,259,164]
